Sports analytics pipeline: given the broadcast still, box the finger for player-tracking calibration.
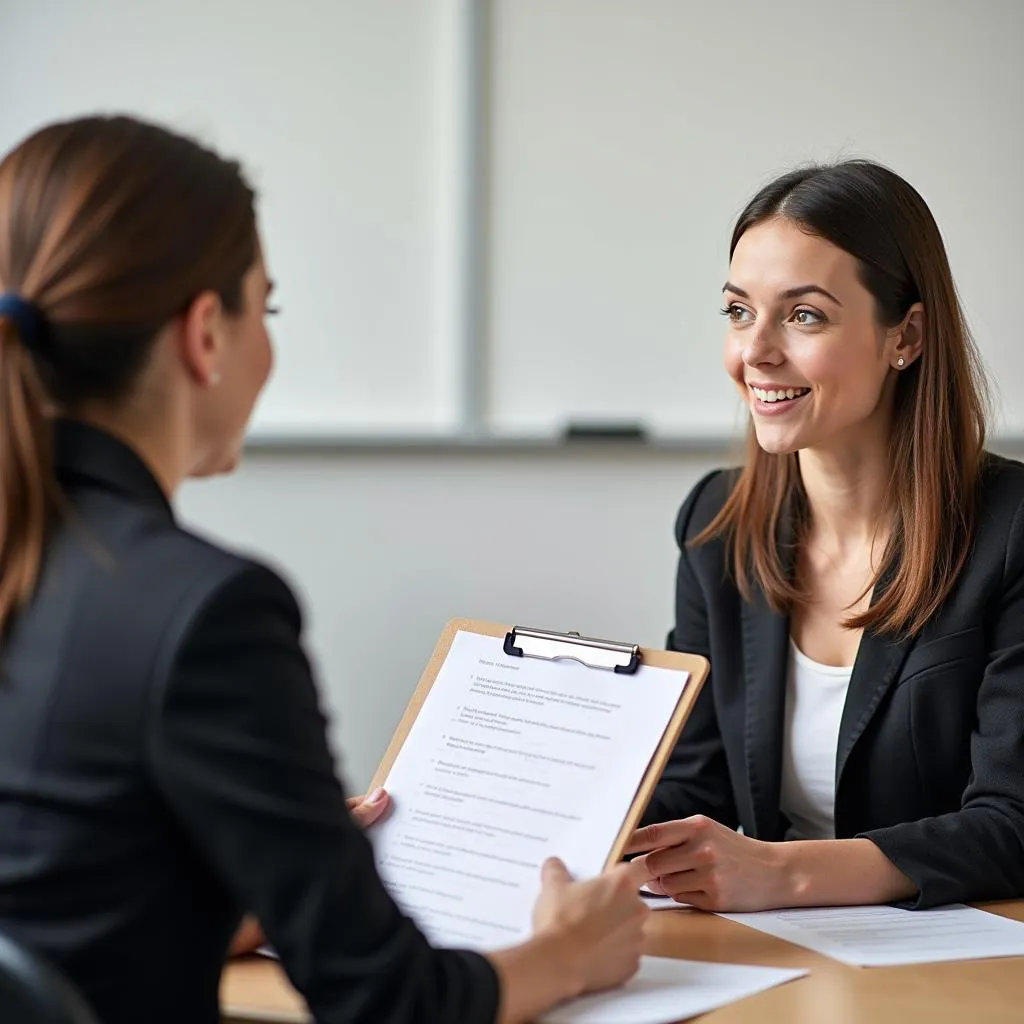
[622,855,655,888]
[643,837,714,879]
[228,916,266,958]
[657,890,713,911]
[651,865,718,903]
[623,818,696,855]
[350,788,390,827]
[605,860,649,897]
[541,857,573,890]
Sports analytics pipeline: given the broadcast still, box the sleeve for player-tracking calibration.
[147,563,500,1023]
[641,471,740,830]
[860,499,1024,909]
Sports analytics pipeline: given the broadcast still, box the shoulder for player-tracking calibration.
[673,467,739,546]
[978,452,1024,510]
[67,507,304,675]
[142,525,304,654]
[975,452,1024,570]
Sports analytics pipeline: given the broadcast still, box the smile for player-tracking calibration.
[749,385,810,404]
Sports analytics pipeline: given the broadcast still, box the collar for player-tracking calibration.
[54,419,175,520]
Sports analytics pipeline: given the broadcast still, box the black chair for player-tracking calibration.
[0,930,98,1024]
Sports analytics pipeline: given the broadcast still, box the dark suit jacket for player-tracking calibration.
[644,457,1024,909]
[0,422,498,1024]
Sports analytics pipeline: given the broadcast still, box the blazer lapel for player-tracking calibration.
[835,567,915,790]
[741,507,797,841]
[741,588,789,840]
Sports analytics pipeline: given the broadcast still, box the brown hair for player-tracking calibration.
[0,115,256,631]
[696,160,988,637]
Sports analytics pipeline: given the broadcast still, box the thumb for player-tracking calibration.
[541,857,573,890]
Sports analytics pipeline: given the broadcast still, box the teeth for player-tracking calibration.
[752,386,808,403]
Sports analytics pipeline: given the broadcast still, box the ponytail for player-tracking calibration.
[0,313,55,633]
[0,114,258,633]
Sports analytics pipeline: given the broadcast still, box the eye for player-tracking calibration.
[720,303,753,323]
[265,305,281,317]
[791,307,825,326]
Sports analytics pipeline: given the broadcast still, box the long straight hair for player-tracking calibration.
[0,116,256,633]
[695,161,988,637]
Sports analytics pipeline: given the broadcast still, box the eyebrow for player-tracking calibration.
[266,279,276,295]
[722,282,842,306]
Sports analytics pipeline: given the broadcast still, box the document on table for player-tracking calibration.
[717,903,1024,966]
[640,886,691,911]
[538,956,807,1024]
[369,630,689,950]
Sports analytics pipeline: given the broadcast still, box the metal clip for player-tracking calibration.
[503,626,640,674]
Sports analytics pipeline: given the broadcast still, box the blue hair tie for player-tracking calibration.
[0,293,48,354]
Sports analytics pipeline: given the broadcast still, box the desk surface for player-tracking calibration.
[221,900,1024,1023]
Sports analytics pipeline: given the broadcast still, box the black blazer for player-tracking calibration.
[0,423,498,1024]
[644,458,1024,909]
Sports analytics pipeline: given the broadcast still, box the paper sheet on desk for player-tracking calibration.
[640,887,691,911]
[370,630,689,950]
[717,903,1024,966]
[538,956,807,1023]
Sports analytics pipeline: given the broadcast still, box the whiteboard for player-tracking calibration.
[485,0,1024,438]
[0,0,464,438]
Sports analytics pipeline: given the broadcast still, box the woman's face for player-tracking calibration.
[189,245,274,476]
[722,216,908,456]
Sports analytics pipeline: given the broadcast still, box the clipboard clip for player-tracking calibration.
[503,626,641,675]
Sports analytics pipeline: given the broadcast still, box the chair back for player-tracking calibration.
[0,930,99,1024]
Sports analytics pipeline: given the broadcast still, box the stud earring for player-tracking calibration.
[896,357,905,368]
[209,371,221,386]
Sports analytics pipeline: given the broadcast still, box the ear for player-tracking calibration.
[888,302,925,371]
[178,290,227,388]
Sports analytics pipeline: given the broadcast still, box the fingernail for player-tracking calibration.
[368,787,385,804]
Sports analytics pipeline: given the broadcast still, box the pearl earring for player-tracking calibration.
[896,357,905,368]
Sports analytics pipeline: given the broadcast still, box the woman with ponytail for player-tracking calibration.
[0,116,646,1024]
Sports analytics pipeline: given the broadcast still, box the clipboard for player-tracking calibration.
[367,618,710,871]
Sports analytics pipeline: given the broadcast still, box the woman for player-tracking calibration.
[628,160,1024,912]
[0,116,647,1024]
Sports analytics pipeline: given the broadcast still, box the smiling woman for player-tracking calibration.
[629,161,1024,915]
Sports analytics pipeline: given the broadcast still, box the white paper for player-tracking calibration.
[538,956,807,1023]
[640,891,691,912]
[371,630,688,950]
[718,903,1024,966]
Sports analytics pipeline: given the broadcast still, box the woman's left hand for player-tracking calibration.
[625,815,786,912]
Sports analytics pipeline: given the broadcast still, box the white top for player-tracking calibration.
[778,640,853,841]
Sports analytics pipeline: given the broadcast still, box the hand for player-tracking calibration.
[626,815,784,912]
[531,858,648,996]
[228,788,392,959]
[228,915,266,958]
[346,787,391,828]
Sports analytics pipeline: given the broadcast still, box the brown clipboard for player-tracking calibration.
[366,618,710,870]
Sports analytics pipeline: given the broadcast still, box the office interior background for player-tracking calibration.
[1,0,1021,790]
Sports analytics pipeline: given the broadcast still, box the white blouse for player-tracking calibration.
[779,639,853,841]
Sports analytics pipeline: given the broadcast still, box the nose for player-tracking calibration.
[742,322,784,369]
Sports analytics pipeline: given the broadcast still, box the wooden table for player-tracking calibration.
[221,900,1024,1022]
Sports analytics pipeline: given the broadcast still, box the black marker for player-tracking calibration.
[563,421,648,442]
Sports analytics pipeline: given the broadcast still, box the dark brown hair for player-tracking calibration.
[696,160,988,637]
[0,115,256,631]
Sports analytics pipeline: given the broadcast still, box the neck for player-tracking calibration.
[69,403,188,499]
[797,425,892,558]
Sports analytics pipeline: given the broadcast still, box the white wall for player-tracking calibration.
[176,450,724,791]
[485,0,1024,436]
[178,432,1024,793]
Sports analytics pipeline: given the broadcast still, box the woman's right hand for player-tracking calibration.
[531,857,648,996]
